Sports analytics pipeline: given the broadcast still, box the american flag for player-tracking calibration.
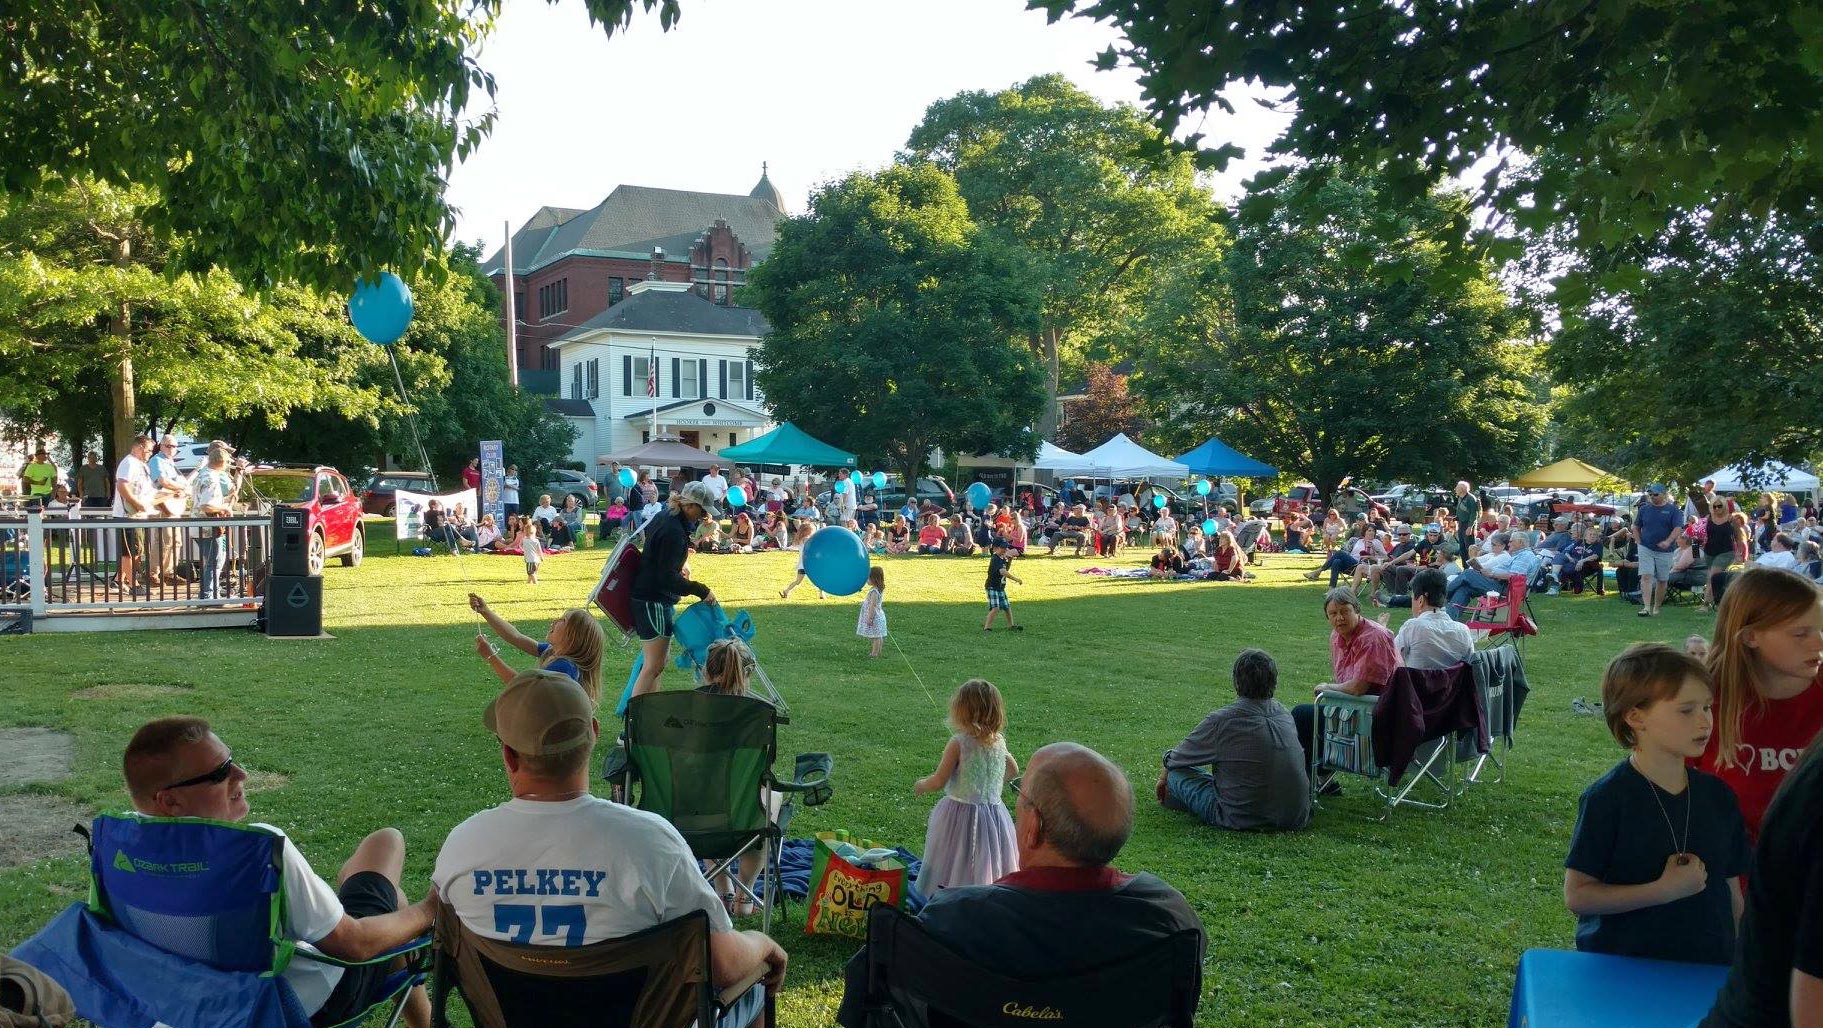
[646,351,656,397]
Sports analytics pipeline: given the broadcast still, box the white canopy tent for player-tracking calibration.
[1702,462,1820,493]
[1071,433,1189,479]
[1030,440,1092,472]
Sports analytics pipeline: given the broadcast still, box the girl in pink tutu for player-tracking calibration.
[913,679,1020,893]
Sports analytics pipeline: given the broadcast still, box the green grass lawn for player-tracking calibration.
[0,526,1719,1026]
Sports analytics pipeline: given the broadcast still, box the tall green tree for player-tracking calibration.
[1,0,677,288]
[0,178,399,460]
[1031,0,1823,285]
[1547,211,1823,485]
[902,74,1227,432]
[1137,167,1548,501]
[745,165,1046,487]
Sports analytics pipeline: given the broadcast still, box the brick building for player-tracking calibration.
[484,167,787,383]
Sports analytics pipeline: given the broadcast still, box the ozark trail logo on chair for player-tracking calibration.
[1002,1002,1064,1020]
[112,848,208,876]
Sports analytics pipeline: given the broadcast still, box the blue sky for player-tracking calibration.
[443,0,1288,251]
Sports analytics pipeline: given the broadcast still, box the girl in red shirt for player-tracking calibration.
[1695,567,1823,844]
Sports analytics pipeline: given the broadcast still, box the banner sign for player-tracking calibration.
[479,439,505,527]
[393,487,478,540]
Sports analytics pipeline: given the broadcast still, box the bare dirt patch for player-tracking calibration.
[0,728,74,787]
[242,769,291,793]
[0,795,89,870]
[71,682,194,701]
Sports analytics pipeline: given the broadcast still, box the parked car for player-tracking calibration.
[239,465,364,574]
[360,471,433,517]
[166,440,215,474]
[1509,492,1616,524]
[1379,486,1453,524]
[545,468,600,509]
[1271,484,1323,520]
[1269,483,1389,521]
[1000,480,1060,511]
[817,475,956,514]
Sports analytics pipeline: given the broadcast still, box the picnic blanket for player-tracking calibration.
[777,838,928,915]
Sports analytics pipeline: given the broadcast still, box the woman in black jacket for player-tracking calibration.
[628,480,719,700]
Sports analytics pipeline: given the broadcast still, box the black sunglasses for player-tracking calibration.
[163,757,237,791]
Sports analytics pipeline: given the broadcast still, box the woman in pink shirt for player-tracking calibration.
[1291,587,1398,785]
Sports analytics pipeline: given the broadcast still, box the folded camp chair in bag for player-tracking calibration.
[612,690,833,934]
[9,814,430,1028]
[1458,642,1529,785]
[1310,689,1458,820]
[429,904,772,1028]
[856,904,1201,1028]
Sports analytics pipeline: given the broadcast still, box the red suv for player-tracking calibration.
[1272,483,1390,521]
[240,465,365,574]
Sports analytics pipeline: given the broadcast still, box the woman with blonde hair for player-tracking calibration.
[696,637,776,915]
[1695,566,1823,844]
[469,596,606,704]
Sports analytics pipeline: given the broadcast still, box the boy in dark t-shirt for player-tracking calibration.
[983,540,1024,632]
[1565,644,1750,965]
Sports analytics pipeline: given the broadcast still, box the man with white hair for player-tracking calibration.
[1453,481,1480,563]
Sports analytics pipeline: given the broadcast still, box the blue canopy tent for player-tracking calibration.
[1176,437,1277,478]
[719,422,857,469]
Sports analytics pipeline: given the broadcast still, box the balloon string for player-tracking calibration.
[887,631,941,710]
[386,346,480,608]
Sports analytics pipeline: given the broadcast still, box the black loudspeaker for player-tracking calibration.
[271,506,312,576]
[265,575,323,637]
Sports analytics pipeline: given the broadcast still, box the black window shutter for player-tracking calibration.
[699,359,708,398]
[718,360,727,399]
[745,359,754,400]
[623,355,632,396]
[671,357,680,398]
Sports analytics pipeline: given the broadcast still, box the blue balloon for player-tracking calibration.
[833,479,849,494]
[871,471,887,490]
[347,272,414,345]
[727,485,747,509]
[802,526,870,596]
[1153,493,1167,509]
[1202,518,1217,535]
[850,470,864,486]
[1195,480,1212,496]
[617,467,636,489]
[966,482,992,510]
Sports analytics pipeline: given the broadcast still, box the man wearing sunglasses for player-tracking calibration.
[123,717,436,1027]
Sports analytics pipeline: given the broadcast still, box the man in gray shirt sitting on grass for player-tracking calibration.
[1155,648,1311,830]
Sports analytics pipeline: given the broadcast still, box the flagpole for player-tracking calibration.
[503,221,518,388]
[649,343,658,442]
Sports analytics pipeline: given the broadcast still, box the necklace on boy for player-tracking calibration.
[1633,755,1692,866]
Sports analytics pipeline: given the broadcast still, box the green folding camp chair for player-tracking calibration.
[613,690,832,934]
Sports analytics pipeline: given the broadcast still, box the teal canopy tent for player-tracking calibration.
[719,422,858,469]
[1175,437,1277,478]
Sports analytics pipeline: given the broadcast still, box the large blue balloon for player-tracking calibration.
[966,482,992,510]
[833,479,849,494]
[727,485,747,509]
[849,470,864,487]
[617,467,637,489]
[1153,493,1168,509]
[348,272,414,345]
[802,526,870,596]
[871,471,887,490]
[1202,518,1217,535]
[1195,480,1212,496]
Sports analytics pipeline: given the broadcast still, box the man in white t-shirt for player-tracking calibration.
[700,465,729,503]
[112,434,156,593]
[1757,532,1800,570]
[1394,569,1475,669]
[123,717,434,1027]
[433,670,785,1019]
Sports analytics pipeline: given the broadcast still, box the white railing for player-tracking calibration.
[4,511,271,620]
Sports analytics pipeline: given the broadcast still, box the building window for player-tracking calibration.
[629,355,652,396]
[586,358,600,399]
[679,359,699,398]
[514,291,525,320]
[570,362,583,400]
[713,258,730,304]
[609,277,624,305]
[727,360,745,399]
[540,348,558,372]
[538,278,569,320]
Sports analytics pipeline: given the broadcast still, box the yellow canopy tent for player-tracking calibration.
[1511,458,1619,490]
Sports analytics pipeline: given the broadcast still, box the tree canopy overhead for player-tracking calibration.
[0,0,677,289]
[745,165,1046,486]
[1032,0,1823,259]
[1137,166,1548,502]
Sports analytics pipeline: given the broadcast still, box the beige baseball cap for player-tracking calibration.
[483,670,594,755]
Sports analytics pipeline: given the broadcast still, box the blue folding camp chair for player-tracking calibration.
[11,813,431,1028]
